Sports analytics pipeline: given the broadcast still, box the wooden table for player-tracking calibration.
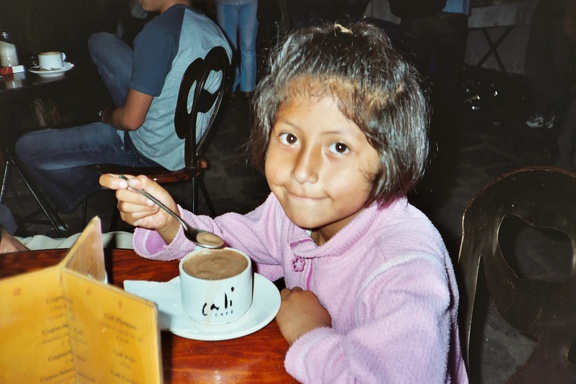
[0,248,297,383]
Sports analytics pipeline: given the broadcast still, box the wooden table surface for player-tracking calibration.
[0,69,78,101]
[0,248,297,383]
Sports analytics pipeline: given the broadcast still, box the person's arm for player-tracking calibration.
[99,174,181,244]
[285,254,458,383]
[100,89,153,131]
[276,287,332,345]
[130,192,289,280]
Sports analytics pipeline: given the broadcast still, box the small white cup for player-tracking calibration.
[179,247,253,325]
[38,51,66,70]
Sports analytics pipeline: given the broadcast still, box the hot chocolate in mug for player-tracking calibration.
[179,247,253,325]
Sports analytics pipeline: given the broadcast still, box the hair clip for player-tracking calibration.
[334,23,353,35]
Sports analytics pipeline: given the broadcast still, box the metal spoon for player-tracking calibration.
[118,175,225,249]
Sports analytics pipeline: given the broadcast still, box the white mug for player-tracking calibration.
[179,247,253,325]
[38,51,66,70]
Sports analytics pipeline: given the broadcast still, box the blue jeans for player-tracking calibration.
[0,204,17,234]
[15,124,159,213]
[13,32,158,214]
[215,0,258,93]
[88,32,133,107]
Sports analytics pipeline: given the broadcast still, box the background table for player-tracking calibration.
[0,71,75,100]
[0,69,83,235]
[364,0,538,74]
[0,248,297,383]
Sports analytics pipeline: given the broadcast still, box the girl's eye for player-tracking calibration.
[328,142,349,154]
[279,133,298,145]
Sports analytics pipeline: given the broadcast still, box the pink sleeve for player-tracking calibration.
[132,206,202,261]
[284,254,466,383]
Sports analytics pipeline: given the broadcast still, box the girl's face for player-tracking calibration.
[265,95,380,245]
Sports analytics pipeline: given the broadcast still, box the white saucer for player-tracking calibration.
[167,274,281,341]
[29,62,74,77]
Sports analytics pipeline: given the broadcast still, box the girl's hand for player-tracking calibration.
[99,174,180,243]
[276,287,332,345]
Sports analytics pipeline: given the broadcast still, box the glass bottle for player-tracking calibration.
[0,30,19,67]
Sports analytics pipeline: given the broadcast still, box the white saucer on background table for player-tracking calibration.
[29,62,74,78]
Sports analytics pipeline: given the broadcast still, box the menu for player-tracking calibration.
[0,217,163,383]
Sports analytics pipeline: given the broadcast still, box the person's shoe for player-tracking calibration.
[545,115,556,129]
[525,113,544,128]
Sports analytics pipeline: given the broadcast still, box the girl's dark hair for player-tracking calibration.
[249,21,430,205]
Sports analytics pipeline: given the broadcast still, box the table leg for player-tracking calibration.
[476,26,515,74]
[0,159,10,204]
[7,155,68,236]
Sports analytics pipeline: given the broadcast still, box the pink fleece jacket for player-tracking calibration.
[133,193,468,383]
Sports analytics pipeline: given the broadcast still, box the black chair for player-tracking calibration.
[458,166,576,383]
[86,46,231,228]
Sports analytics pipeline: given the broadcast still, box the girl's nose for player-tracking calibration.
[292,146,319,184]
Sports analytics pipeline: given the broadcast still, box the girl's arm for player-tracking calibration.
[276,287,332,345]
[284,254,463,383]
[103,178,286,283]
[99,174,181,245]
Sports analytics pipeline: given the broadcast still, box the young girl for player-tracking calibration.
[100,22,468,383]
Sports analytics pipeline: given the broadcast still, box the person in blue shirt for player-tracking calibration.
[14,0,231,214]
